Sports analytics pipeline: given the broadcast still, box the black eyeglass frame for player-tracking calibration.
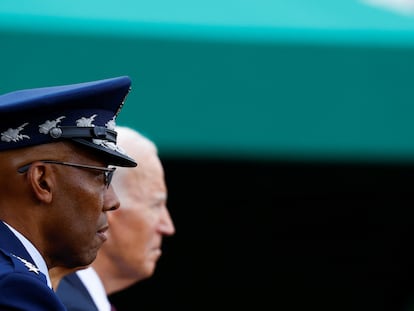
[17,160,116,188]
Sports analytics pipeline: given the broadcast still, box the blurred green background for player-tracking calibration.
[2,0,414,163]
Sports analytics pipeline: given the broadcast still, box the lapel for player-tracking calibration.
[57,272,99,311]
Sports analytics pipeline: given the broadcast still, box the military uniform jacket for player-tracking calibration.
[0,221,66,310]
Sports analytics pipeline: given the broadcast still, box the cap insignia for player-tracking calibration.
[76,114,97,127]
[39,116,66,134]
[92,139,127,155]
[11,254,40,274]
[1,123,30,142]
[105,116,116,130]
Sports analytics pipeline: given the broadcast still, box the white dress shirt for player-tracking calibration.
[77,267,111,311]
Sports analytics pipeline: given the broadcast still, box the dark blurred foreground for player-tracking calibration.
[110,158,414,311]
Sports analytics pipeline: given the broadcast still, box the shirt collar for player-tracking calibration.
[77,267,111,311]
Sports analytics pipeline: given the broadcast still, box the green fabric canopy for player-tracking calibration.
[1,0,414,162]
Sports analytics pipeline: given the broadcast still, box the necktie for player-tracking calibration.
[110,304,117,311]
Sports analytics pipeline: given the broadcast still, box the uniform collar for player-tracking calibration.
[2,221,52,288]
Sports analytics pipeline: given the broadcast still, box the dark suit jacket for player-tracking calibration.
[0,221,66,310]
[56,272,99,311]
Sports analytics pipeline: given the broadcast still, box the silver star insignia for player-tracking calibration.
[12,254,40,274]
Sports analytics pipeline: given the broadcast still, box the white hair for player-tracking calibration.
[115,126,158,156]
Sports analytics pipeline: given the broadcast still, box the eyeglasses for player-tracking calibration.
[18,160,116,188]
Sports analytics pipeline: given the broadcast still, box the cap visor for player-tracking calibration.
[71,138,137,167]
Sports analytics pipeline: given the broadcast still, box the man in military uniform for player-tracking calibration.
[0,76,137,310]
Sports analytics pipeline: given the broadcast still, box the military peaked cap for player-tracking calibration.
[0,76,137,167]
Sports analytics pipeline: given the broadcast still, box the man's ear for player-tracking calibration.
[27,163,53,203]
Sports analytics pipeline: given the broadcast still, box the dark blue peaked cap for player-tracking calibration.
[0,76,137,167]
